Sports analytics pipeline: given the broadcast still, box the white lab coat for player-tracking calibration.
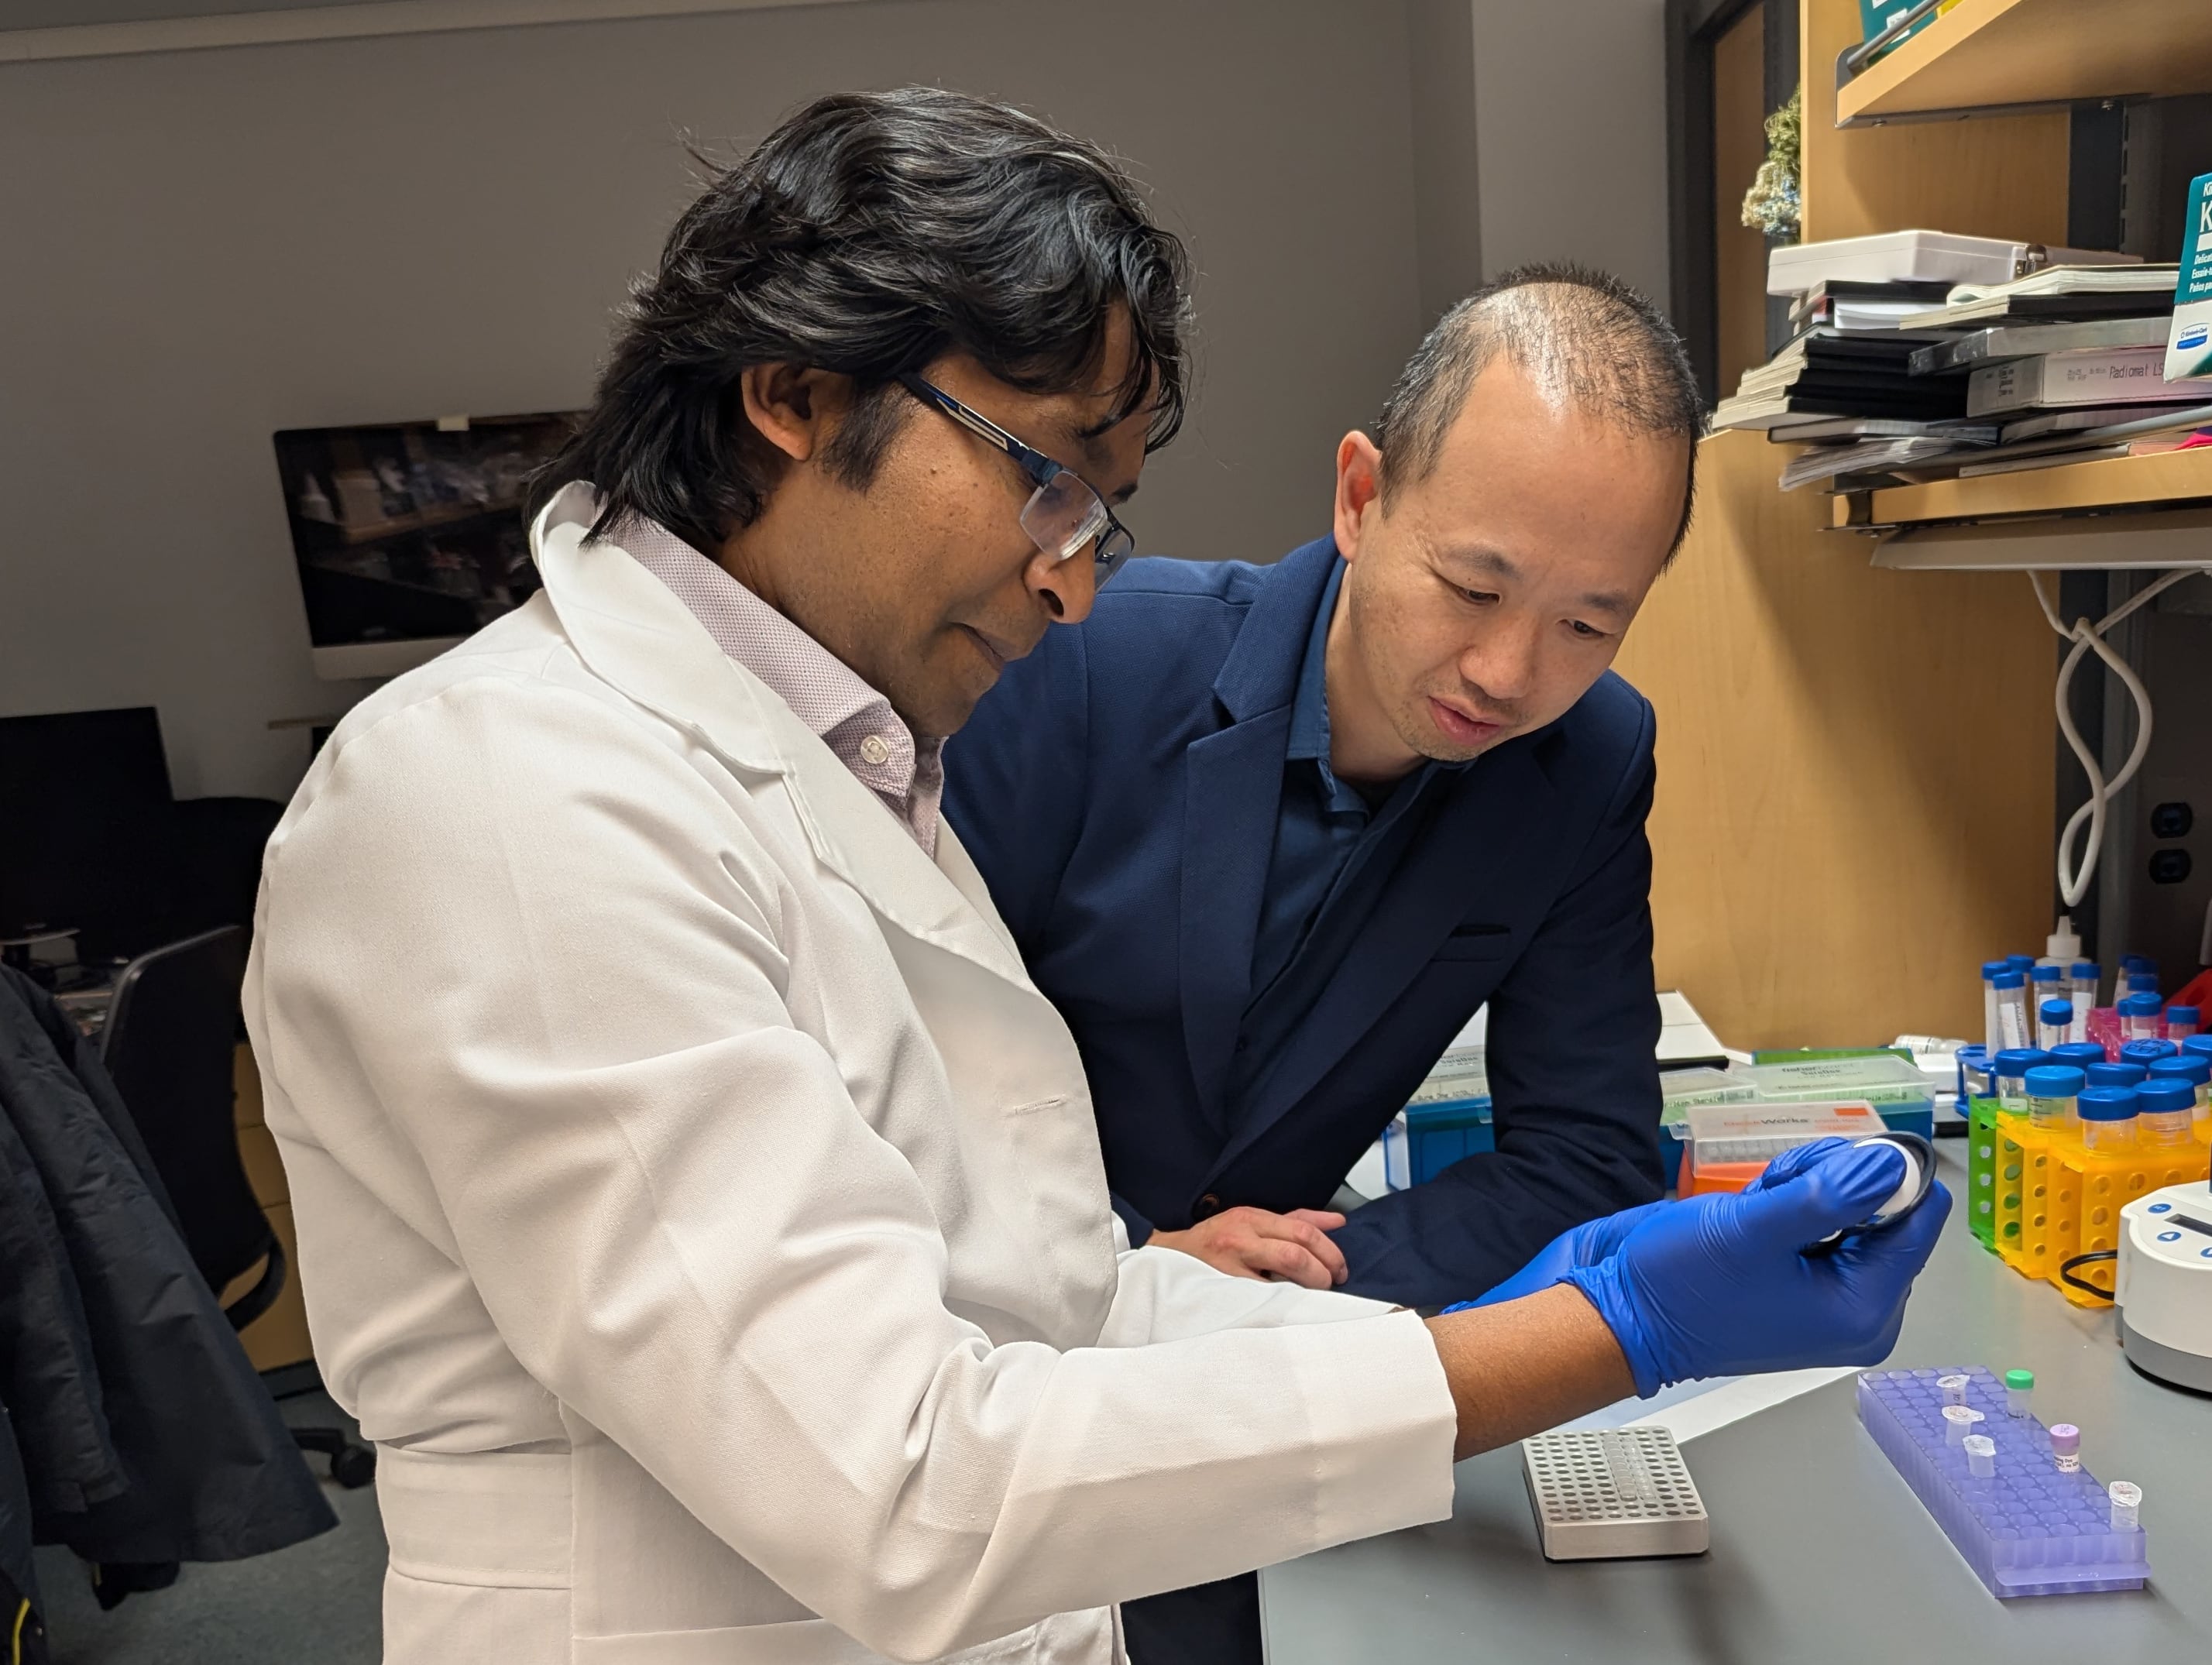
[243,485,1456,1665]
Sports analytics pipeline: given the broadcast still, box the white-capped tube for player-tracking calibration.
[1938,1375,1970,1407]
[1942,1404,1984,1445]
[2109,1481,2142,1530]
[1963,1434,1996,1478]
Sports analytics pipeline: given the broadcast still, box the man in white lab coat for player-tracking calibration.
[246,88,1948,1665]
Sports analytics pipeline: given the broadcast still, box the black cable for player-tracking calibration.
[2059,1249,2118,1302]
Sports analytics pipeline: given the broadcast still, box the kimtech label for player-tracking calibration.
[2166,171,2212,382]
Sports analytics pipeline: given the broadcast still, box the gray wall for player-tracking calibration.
[1472,0,1671,301]
[0,0,1668,803]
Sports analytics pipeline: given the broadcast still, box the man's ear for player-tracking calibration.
[739,363,855,464]
[1334,431,1385,561]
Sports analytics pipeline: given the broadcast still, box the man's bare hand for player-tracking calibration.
[1148,1207,1349,1288]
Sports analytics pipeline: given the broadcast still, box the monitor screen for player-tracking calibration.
[0,706,178,957]
[271,412,577,678]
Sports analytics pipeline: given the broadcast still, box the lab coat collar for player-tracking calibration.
[529,484,1028,987]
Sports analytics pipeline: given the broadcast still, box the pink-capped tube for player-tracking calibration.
[2049,1424,2081,1472]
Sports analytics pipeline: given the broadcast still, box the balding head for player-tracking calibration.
[1376,265,1704,554]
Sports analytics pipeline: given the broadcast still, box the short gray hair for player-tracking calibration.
[1375,264,1705,554]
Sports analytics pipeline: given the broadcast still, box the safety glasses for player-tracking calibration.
[897,373,1135,582]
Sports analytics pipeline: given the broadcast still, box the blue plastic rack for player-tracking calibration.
[1856,1367,2148,1598]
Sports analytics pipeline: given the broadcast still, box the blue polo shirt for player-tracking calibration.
[1231,560,1462,1110]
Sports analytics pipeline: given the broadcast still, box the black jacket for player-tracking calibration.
[0,967,334,1568]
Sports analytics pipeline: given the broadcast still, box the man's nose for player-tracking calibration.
[1459,615,1540,705]
[1031,546,1096,625]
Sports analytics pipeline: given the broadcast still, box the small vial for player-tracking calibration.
[2070,959,2100,1004]
[2120,1038,2177,1067]
[1942,1403,1984,1445]
[2166,1004,2200,1042]
[2079,1087,2139,1153]
[2049,1423,2081,1472]
[2150,1056,2212,1126]
[1937,1373,1970,1406]
[1994,973,2032,1051]
[2109,1481,2142,1531]
[2086,1061,2146,1090]
[1957,1045,1993,1104]
[2050,1041,2107,1069]
[2136,1081,2196,1148]
[2118,993,2162,1043]
[2036,997,2074,1052]
[1992,1049,2048,1114]
[1963,1433,1997,1479]
[1981,960,2011,1056]
[2003,1368,2033,1417]
[2032,961,2067,1012]
[2022,1065,2083,1131]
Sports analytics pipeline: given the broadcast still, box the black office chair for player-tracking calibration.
[102,926,374,1489]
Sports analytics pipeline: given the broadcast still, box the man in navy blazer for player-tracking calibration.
[945,268,1704,1662]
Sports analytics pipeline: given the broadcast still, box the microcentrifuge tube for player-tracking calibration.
[1963,1434,1996,1479]
[2004,1368,2033,1417]
[1942,1404,1983,1445]
[2109,1481,2142,1531]
[1938,1375,1970,1406]
[2049,1424,2081,1472]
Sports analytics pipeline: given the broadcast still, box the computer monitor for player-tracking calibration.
[271,412,577,680]
[0,706,180,959]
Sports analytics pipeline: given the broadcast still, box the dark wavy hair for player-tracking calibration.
[532,88,1193,554]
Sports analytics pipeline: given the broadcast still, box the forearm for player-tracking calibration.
[1424,1284,1635,1461]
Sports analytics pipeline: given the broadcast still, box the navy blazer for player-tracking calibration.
[943,537,1665,1306]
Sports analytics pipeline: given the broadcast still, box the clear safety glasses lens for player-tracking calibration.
[1019,469,1133,582]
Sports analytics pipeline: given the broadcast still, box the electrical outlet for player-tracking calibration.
[2148,850,2193,885]
[2150,802,2193,840]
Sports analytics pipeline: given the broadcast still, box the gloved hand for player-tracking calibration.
[1562,1138,1949,1397]
[1442,1200,1672,1312]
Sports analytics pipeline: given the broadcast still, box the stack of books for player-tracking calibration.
[1893,266,2212,480]
[1712,305,1966,431]
[1721,251,2212,491]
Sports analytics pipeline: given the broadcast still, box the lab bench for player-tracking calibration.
[1259,1146,2212,1663]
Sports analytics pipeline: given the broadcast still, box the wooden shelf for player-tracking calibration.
[1836,0,2212,125]
[1835,447,2212,528]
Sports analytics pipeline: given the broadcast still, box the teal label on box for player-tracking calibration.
[2167,172,2212,382]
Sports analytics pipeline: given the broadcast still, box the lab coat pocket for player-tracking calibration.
[997,1095,1117,1326]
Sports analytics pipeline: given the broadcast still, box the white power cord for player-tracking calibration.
[2028,567,2212,911]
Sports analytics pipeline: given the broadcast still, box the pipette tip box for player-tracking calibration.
[1521,1427,1709,1560]
[1856,1367,2148,1596]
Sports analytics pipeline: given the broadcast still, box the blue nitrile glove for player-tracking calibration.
[1441,1200,1673,1313]
[1744,1135,1853,1195]
[1562,1138,1950,1397]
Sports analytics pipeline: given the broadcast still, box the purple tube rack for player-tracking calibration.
[1856,1367,2148,1597]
